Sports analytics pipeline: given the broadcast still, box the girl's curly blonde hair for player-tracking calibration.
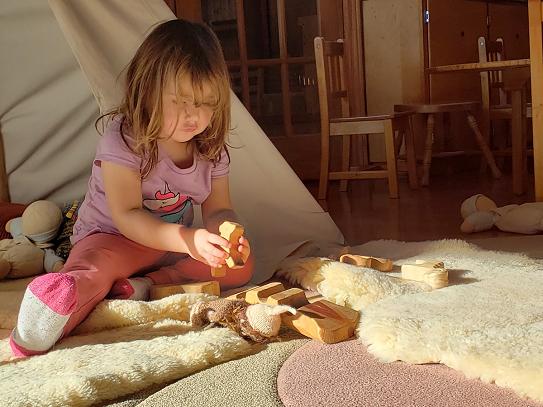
[99,19,231,178]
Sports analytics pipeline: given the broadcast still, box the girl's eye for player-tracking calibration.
[202,102,217,110]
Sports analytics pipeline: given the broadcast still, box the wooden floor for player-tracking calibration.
[305,171,536,246]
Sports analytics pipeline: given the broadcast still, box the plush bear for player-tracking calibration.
[460,194,543,234]
[190,298,296,343]
[1,200,65,279]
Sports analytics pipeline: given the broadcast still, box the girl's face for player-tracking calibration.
[161,76,216,143]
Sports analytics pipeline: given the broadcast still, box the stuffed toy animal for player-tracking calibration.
[0,237,45,279]
[460,194,543,234]
[1,200,65,279]
[190,298,296,343]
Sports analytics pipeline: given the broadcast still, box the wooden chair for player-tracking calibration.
[394,102,502,187]
[314,37,418,200]
[478,36,532,195]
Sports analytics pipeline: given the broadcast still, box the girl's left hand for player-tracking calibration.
[231,235,251,268]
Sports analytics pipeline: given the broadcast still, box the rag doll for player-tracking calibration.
[460,194,543,234]
[190,298,296,343]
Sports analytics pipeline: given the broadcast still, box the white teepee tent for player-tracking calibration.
[0,0,343,282]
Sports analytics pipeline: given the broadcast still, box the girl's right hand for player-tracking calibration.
[183,228,230,268]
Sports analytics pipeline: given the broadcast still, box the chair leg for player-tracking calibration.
[405,117,419,189]
[384,120,399,198]
[394,129,403,157]
[318,131,331,201]
[466,112,502,179]
[339,135,350,192]
[421,113,435,186]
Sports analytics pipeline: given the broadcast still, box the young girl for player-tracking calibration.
[10,19,253,357]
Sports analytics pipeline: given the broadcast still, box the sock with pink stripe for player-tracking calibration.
[10,273,77,357]
[108,277,153,301]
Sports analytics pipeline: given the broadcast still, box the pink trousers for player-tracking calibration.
[58,233,253,337]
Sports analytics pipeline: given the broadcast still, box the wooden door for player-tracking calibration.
[427,0,488,102]
[426,0,487,152]
[488,2,530,85]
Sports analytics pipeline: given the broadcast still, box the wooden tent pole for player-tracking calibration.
[0,128,10,202]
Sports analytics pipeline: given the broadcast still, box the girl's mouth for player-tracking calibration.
[181,124,197,132]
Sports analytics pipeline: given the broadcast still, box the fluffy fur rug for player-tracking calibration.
[277,239,543,403]
[0,290,252,407]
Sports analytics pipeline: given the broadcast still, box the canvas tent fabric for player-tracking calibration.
[0,0,343,282]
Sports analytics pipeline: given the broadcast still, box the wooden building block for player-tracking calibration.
[180,281,220,295]
[225,285,260,300]
[244,282,285,304]
[210,221,247,277]
[230,282,359,343]
[211,266,226,277]
[267,288,309,308]
[401,260,448,289]
[339,254,393,272]
[150,281,220,300]
[282,299,360,344]
[219,221,246,268]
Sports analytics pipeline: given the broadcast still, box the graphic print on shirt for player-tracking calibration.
[143,182,194,226]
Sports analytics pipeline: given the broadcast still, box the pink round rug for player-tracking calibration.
[277,339,542,407]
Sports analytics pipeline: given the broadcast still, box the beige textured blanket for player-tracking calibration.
[0,287,252,407]
[277,239,543,403]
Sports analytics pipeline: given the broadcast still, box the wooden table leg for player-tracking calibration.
[466,112,502,179]
[528,0,543,201]
[384,119,399,198]
[421,113,435,186]
[405,116,419,189]
[511,88,527,195]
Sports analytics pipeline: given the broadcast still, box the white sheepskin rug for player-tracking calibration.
[277,239,543,402]
[0,291,252,407]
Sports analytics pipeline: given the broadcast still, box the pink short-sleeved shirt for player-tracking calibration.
[71,116,229,244]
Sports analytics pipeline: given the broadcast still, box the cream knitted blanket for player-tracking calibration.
[0,287,252,407]
[277,239,543,403]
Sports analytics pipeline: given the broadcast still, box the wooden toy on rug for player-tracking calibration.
[150,281,220,300]
[229,282,360,344]
[401,260,448,289]
[211,221,247,277]
[328,245,351,260]
[339,254,394,272]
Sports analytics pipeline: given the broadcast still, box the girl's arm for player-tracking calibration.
[101,161,228,267]
[201,176,237,233]
[202,176,250,264]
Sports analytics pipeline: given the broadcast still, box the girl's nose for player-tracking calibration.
[182,101,197,118]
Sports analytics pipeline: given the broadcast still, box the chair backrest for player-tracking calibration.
[478,36,507,106]
[314,37,350,123]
